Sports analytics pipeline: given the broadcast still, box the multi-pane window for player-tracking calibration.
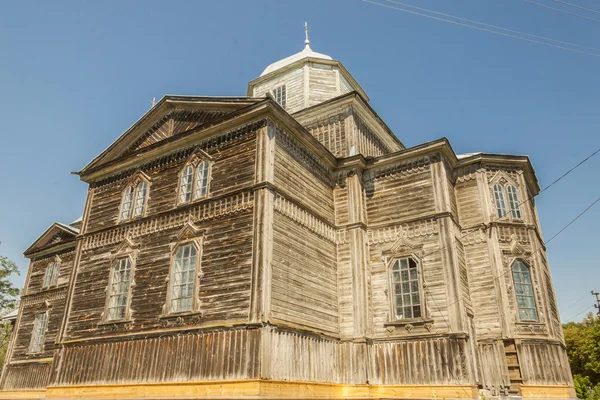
[120,180,149,221]
[390,257,422,320]
[42,261,59,288]
[506,185,522,218]
[512,260,538,322]
[107,258,132,321]
[493,183,522,220]
[272,84,286,109]
[170,244,198,313]
[179,161,210,204]
[28,312,48,353]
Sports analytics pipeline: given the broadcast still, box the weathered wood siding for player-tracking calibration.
[273,128,334,222]
[253,67,304,113]
[517,341,573,386]
[1,362,51,390]
[365,158,436,225]
[271,209,338,335]
[264,328,367,384]
[455,171,484,228]
[10,250,75,362]
[308,64,338,107]
[54,329,260,386]
[478,341,510,395]
[350,112,389,158]
[369,337,473,385]
[368,220,450,336]
[303,114,347,158]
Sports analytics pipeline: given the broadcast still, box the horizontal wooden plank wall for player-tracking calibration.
[517,340,573,386]
[1,363,51,390]
[53,329,260,386]
[265,328,367,384]
[365,157,436,225]
[304,113,347,158]
[477,341,510,395]
[253,67,304,113]
[350,111,389,158]
[273,128,335,223]
[308,64,338,107]
[369,337,473,385]
[271,210,338,335]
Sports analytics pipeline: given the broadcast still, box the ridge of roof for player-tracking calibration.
[261,44,332,77]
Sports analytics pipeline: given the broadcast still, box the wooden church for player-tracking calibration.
[0,31,575,400]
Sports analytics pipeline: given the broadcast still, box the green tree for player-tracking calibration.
[564,314,600,387]
[0,250,20,310]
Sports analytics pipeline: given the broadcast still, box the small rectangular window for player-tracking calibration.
[42,262,59,288]
[272,85,287,109]
[28,312,48,353]
[107,258,132,320]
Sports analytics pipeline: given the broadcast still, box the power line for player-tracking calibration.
[384,0,600,53]
[362,0,600,57]
[561,292,594,314]
[437,195,600,318]
[553,0,600,15]
[565,304,595,322]
[522,0,600,24]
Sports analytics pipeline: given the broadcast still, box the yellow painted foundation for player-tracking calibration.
[0,381,575,399]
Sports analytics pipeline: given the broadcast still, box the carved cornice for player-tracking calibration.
[367,219,439,245]
[22,286,67,306]
[273,194,337,243]
[91,120,264,190]
[82,191,254,251]
[367,156,434,182]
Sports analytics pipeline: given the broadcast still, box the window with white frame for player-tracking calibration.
[390,257,423,320]
[493,182,522,220]
[169,243,198,313]
[512,260,538,322]
[119,178,149,221]
[272,84,286,109]
[178,160,210,204]
[107,257,133,321]
[42,261,60,288]
[28,312,48,353]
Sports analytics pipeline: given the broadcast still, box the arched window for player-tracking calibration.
[107,257,133,321]
[42,261,59,288]
[390,257,422,319]
[119,177,150,221]
[179,165,194,203]
[506,185,521,218]
[132,181,148,217]
[512,260,538,321]
[169,243,199,313]
[178,160,211,204]
[493,184,507,218]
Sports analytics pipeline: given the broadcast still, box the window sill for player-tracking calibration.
[159,311,202,320]
[97,319,133,327]
[384,318,434,327]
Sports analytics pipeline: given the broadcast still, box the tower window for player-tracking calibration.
[493,182,522,220]
[272,85,287,109]
[512,260,538,322]
[390,257,423,320]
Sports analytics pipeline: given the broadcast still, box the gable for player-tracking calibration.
[78,96,262,177]
[24,223,79,258]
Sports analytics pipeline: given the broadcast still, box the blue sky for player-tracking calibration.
[0,1,598,322]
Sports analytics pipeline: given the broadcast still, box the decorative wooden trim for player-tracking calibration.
[273,194,337,243]
[367,219,439,245]
[82,191,254,251]
[367,155,433,182]
[21,287,67,307]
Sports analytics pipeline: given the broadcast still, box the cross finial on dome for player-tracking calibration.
[304,22,310,48]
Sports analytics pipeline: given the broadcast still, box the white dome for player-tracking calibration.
[260,44,332,77]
